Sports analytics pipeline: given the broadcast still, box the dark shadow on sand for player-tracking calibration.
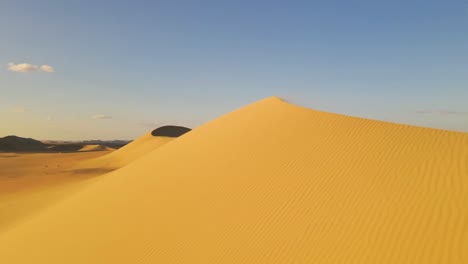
[0,155,18,158]
[151,126,191,137]
[46,144,85,152]
[68,168,116,175]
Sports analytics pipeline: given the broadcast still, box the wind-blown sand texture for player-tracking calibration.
[0,97,467,263]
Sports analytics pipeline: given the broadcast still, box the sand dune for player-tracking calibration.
[0,96,467,263]
[78,144,114,152]
[78,126,190,170]
[76,132,170,169]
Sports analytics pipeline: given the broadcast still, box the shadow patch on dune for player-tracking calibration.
[0,154,18,158]
[151,126,191,137]
[68,168,116,175]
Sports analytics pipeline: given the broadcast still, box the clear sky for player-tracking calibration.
[1,0,467,140]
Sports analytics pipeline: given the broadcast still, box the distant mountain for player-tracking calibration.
[0,136,130,152]
[0,136,46,152]
[0,127,193,153]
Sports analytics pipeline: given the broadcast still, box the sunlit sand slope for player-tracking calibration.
[1,96,467,263]
[78,132,174,169]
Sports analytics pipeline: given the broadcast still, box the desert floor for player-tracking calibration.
[0,150,112,233]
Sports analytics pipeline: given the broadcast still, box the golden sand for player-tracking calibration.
[0,151,111,233]
[78,132,174,170]
[0,97,467,263]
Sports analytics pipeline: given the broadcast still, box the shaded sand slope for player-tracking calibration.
[1,97,467,263]
[79,126,190,170]
[78,132,174,169]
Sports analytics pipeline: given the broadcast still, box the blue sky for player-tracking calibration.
[1,0,467,140]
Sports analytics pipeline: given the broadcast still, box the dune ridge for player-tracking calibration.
[0,96,467,263]
[78,144,114,152]
[77,133,173,170]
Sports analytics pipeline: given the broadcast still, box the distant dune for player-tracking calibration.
[0,97,467,263]
[41,140,130,149]
[46,144,89,152]
[78,144,114,152]
[78,140,130,149]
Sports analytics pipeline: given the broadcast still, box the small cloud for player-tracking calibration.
[439,110,468,115]
[46,116,53,121]
[8,63,38,72]
[7,62,55,73]
[92,114,112,120]
[415,110,433,114]
[416,110,468,115]
[11,107,30,113]
[39,65,54,73]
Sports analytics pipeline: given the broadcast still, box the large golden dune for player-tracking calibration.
[0,96,467,263]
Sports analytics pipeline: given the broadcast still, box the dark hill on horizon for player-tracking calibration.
[0,136,46,152]
[151,125,191,137]
[0,135,128,153]
[0,126,190,153]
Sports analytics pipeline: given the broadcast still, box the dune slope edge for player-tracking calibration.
[78,132,174,169]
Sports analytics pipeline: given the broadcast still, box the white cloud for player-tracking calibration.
[39,64,55,72]
[415,110,433,114]
[8,63,38,72]
[416,110,468,115]
[439,110,468,115]
[92,114,112,120]
[7,62,55,73]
